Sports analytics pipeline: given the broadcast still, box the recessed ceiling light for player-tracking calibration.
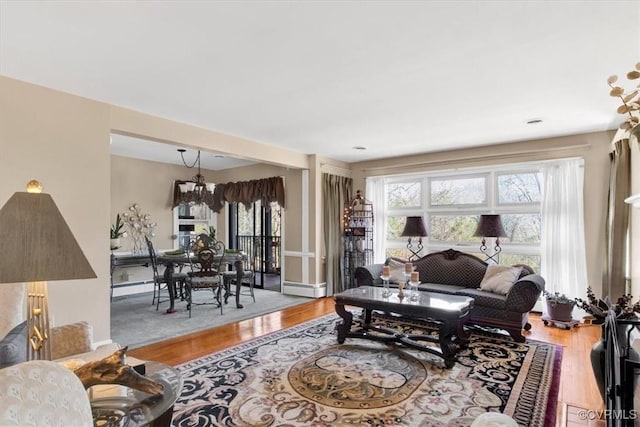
[353,146,367,150]
[526,119,543,124]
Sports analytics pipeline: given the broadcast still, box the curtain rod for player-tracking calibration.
[320,163,352,177]
[359,144,591,172]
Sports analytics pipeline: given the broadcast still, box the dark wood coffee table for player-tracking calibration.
[334,286,474,368]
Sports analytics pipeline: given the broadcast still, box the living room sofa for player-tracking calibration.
[353,248,545,342]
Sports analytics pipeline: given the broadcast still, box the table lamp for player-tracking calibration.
[473,214,507,264]
[400,216,428,261]
[0,180,96,360]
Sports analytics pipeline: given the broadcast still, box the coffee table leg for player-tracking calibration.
[335,303,352,344]
[439,322,458,368]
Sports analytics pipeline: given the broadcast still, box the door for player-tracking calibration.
[229,201,281,290]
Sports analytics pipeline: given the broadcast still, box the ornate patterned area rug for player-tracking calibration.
[172,313,562,426]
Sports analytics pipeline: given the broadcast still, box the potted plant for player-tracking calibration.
[543,290,576,321]
[110,213,126,249]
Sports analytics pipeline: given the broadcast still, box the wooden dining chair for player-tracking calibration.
[223,241,257,303]
[186,239,225,317]
[145,237,188,310]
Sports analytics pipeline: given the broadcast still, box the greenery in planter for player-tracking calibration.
[543,290,576,307]
[110,214,126,239]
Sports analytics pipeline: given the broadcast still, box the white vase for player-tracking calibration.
[110,238,120,250]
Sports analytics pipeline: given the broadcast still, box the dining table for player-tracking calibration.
[157,251,249,313]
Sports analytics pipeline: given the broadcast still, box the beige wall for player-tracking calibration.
[0,76,111,339]
[111,155,211,251]
[350,131,614,299]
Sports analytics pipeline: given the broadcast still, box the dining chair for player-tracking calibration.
[145,237,188,310]
[223,240,257,303]
[186,239,225,317]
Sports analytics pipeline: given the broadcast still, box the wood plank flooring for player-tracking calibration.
[128,296,604,425]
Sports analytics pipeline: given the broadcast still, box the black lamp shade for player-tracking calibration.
[473,214,507,238]
[400,216,428,237]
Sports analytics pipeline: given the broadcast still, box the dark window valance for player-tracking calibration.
[172,176,285,213]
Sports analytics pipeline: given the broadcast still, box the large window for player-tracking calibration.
[383,165,542,271]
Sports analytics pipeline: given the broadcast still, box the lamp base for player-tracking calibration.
[26,281,51,360]
[479,243,502,265]
[406,239,423,261]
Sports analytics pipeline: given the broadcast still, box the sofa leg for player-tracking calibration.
[508,329,526,343]
[523,322,532,331]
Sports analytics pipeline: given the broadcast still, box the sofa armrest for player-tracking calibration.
[505,274,545,313]
[354,264,384,286]
[51,321,93,361]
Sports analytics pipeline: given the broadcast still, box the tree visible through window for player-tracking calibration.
[384,166,543,271]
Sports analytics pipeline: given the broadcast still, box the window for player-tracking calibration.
[430,175,486,206]
[382,165,542,271]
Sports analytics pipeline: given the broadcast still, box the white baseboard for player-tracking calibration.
[283,281,326,298]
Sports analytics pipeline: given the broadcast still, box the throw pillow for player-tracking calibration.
[479,265,522,295]
[386,258,409,284]
[0,320,27,369]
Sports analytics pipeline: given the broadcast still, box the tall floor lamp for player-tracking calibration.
[0,180,96,360]
[473,214,507,264]
[401,216,428,261]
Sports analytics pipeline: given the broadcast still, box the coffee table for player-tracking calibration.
[89,361,183,427]
[334,286,474,368]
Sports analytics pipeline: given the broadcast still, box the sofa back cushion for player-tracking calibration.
[413,249,488,288]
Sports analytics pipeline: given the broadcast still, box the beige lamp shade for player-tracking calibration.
[0,191,96,284]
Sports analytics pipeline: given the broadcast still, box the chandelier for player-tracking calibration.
[176,149,215,205]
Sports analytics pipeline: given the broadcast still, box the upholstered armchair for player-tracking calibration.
[0,360,93,426]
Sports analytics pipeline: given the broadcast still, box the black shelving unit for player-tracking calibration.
[343,190,374,288]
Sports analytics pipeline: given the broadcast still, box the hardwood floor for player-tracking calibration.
[128,297,604,423]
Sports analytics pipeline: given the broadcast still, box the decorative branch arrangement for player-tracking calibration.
[121,203,157,254]
[607,62,640,131]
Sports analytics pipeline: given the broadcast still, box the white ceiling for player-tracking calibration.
[1,1,639,166]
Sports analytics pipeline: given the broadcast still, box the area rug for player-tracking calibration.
[172,312,561,426]
[111,289,310,349]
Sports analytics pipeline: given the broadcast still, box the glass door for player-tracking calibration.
[229,201,281,290]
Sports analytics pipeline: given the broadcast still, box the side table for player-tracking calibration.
[89,361,182,427]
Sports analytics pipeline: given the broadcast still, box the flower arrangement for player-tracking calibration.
[575,286,640,320]
[607,62,640,131]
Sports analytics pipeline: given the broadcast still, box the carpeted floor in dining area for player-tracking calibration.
[111,288,310,349]
[172,312,562,427]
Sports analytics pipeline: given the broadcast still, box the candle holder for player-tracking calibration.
[397,282,405,299]
[380,274,391,297]
[409,281,420,301]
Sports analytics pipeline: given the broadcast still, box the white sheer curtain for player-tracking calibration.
[366,177,387,263]
[540,158,588,304]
